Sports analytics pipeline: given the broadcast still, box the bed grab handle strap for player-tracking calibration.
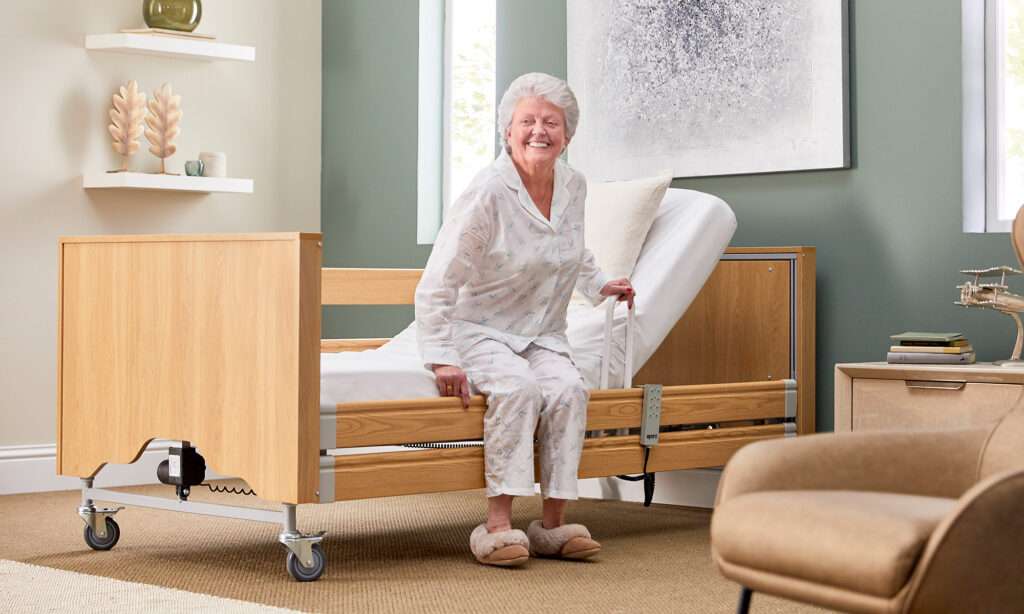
[599,298,635,389]
[601,299,656,507]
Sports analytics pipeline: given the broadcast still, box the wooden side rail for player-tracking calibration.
[321,338,389,352]
[323,424,786,501]
[326,381,792,448]
[322,268,421,305]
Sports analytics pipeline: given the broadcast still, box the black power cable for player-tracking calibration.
[615,447,656,507]
[201,483,257,496]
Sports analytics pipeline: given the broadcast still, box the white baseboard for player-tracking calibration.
[0,441,222,495]
[577,468,722,509]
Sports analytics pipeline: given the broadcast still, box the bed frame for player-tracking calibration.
[57,233,814,580]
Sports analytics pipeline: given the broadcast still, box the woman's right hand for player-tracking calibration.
[433,364,471,408]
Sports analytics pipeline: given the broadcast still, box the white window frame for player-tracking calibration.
[964,0,1021,232]
[417,0,497,245]
[417,0,445,244]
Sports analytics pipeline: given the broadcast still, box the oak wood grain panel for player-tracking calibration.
[321,268,422,305]
[58,235,321,504]
[61,232,321,244]
[725,247,814,255]
[321,338,389,353]
[56,241,65,471]
[336,399,488,447]
[634,260,792,386]
[796,249,816,434]
[296,238,323,501]
[850,378,1021,431]
[332,381,790,448]
[577,424,786,477]
[327,424,785,500]
[834,364,853,432]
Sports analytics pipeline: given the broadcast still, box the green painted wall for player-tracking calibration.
[323,0,1018,431]
[322,0,431,336]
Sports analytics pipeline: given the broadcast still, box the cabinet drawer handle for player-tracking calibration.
[904,380,966,390]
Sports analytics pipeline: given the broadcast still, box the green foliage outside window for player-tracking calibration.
[451,30,496,168]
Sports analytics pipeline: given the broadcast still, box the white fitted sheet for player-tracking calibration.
[320,188,736,411]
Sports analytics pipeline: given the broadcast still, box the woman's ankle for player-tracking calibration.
[541,497,567,529]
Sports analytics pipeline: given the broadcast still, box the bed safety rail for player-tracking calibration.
[318,263,806,504]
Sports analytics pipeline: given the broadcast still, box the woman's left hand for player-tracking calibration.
[599,278,635,309]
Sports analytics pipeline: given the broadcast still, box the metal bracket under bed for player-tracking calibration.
[77,476,327,581]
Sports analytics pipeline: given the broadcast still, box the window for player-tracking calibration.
[965,1,1024,232]
[418,0,497,244]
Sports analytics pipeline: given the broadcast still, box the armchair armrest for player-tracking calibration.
[716,428,991,504]
[904,469,1024,613]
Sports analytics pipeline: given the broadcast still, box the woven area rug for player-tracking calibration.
[0,484,824,613]
[0,559,298,612]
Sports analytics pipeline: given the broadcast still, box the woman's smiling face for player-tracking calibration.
[506,96,568,167]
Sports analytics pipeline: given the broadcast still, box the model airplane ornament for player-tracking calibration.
[956,206,1024,365]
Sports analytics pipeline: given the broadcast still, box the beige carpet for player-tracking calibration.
[0,484,825,613]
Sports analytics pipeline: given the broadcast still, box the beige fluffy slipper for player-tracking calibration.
[469,524,530,567]
[526,520,602,560]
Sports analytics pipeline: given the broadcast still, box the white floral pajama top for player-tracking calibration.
[415,150,609,369]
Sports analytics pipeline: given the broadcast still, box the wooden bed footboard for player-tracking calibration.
[58,233,323,504]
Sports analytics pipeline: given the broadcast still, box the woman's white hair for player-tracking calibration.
[497,72,579,153]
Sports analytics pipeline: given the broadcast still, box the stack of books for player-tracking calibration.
[887,332,976,364]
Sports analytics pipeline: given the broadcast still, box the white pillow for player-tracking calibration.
[584,172,672,279]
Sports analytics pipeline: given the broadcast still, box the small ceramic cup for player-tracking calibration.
[198,151,227,178]
[184,160,205,176]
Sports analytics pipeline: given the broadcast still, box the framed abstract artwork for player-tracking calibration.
[567,0,850,180]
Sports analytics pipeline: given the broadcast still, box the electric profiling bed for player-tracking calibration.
[56,189,815,581]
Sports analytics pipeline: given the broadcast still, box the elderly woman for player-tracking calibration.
[415,72,635,567]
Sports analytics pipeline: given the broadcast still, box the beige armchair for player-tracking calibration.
[711,403,1024,613]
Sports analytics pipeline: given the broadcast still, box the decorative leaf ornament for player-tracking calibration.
[145,83,182,174]
[108,80,146,172]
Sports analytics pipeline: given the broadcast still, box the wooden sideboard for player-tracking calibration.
[834,362,1024,432]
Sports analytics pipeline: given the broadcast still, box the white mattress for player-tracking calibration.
[321,188,737,411]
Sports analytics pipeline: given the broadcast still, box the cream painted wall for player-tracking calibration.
[0,1,321,446]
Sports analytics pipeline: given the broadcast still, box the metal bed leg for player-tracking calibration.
[77,477,123,550]
[76,476,124,548]
[737,586,753,614]
[278,503,327,581]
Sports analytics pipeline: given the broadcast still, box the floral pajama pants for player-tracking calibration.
[456,337,589,500]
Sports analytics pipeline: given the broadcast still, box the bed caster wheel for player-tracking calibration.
[286,543,325,582]
[83,517,120,551]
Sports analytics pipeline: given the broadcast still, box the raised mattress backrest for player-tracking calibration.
[565,188,737,388]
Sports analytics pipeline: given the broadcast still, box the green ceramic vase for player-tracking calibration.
[143,0,202,32]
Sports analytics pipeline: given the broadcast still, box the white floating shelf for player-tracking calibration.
[85,33,255,62]
[83,172,254,194]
